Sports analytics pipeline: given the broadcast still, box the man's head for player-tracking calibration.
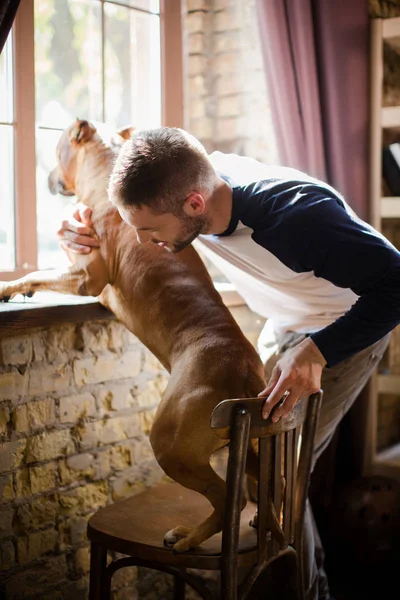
[108,127,218,252]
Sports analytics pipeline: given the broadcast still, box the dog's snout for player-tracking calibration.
[48,170,75,197]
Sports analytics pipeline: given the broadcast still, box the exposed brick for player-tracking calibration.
[73,350,141,386]
[215,73,241,96]
[186,0,211,10]
[14,494,58,530]
[31,325,77,363]
[15,467,31,497]
[0,404,10,435]
[111,463,163,501]
[13,397,55,432]
[96,382,136,413]
[59,453,95,485]
[59,482,108,514]
[0,505,13,536]
[30,462,56,494]
[142,350,165,374]
[1,335,32,365]
[214,8,241,32]
[139,409,157,435]
[0,539,15,572]
[77,414,141,449]
[0,369,29,401]
[214,30,242,52]
[0,439,27,473]
[78,322,109,353]
[26,429,74,463]
[15,463,56,497]
[74,545,90,574]
[107,321,138,353]
[212,50,240,75]
[186,11,212,34]
[187,117,214,140]
[188,32,206,54]
[188,74,207,96]
[187,54,209,76]
[0,473,14,502]
[136,378,165,409]
[58,515,91,549]
[29,362,72,396]
[59,392,97,423]
[17,529,57,563]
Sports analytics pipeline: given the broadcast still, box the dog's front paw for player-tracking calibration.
[0,284,12,303]
[163,526,191,552]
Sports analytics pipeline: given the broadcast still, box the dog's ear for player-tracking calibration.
[71,119,96,144]
[116,126,135,141]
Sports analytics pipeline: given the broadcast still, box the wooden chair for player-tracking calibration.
[87,391,322,600]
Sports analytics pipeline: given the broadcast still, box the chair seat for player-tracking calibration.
[87,481,259,570]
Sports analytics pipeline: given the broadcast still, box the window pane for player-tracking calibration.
[0,125,15,271]
[107,0,160,13]
[34,0,102,129]
[36,128,72,270]
[0,32,14,123]
[104,5,161,130]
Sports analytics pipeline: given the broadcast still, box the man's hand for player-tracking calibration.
[258,338,326,421]
[57,202,100,254]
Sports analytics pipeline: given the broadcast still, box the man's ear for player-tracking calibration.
[116,126,135,141]
[183,193,206,216]
[71,119,96,144]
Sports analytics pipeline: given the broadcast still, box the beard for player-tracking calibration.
[169,214,210,253]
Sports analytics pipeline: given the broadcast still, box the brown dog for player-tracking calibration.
[0,119,285,552]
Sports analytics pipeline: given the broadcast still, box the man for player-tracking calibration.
[58,127,400,600]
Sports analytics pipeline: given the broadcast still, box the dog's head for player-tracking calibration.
[48,118,134,197]
[48,119,97,196]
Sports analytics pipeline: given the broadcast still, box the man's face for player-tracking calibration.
[117,204,209,253]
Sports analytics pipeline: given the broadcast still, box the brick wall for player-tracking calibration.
[184,0,279,163]
[0,308,264,599]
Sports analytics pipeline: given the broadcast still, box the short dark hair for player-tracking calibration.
[108,127,216,215]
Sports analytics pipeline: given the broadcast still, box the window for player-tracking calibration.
[0,0,182,279]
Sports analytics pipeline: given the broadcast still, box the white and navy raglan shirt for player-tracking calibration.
[193,152,400,368]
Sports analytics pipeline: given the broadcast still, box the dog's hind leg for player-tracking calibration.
[159,456,231,553]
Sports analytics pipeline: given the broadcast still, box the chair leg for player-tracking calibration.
[173,571,186,600]
[89,542,108,600]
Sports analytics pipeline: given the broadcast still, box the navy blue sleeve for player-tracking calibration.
[252,194,400,367]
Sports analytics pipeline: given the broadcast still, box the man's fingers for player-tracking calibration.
[270,391,300,423]
[58,219,98,238]
[72,203,93,226]
[261,378,289,420]
[60,240,92,254]
[78,205,93,225]
[58,228,99,248]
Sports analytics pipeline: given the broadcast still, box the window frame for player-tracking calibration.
[0,0,183,281]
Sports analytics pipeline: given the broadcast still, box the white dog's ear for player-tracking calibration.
[116,126,135,141]
[71,119,96,144]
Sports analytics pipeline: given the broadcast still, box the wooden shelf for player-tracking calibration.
[377,374,400,394]
[381,105,400,128]
[381,197,400,218]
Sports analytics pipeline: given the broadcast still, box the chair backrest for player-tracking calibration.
[210,391,323,600]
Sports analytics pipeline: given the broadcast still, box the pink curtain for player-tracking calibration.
[256,0,369,219]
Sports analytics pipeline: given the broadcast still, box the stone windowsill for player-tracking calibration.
[0,285,245,334]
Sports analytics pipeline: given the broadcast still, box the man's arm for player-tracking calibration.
[254,193,400,420]
[57,203,99,253]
